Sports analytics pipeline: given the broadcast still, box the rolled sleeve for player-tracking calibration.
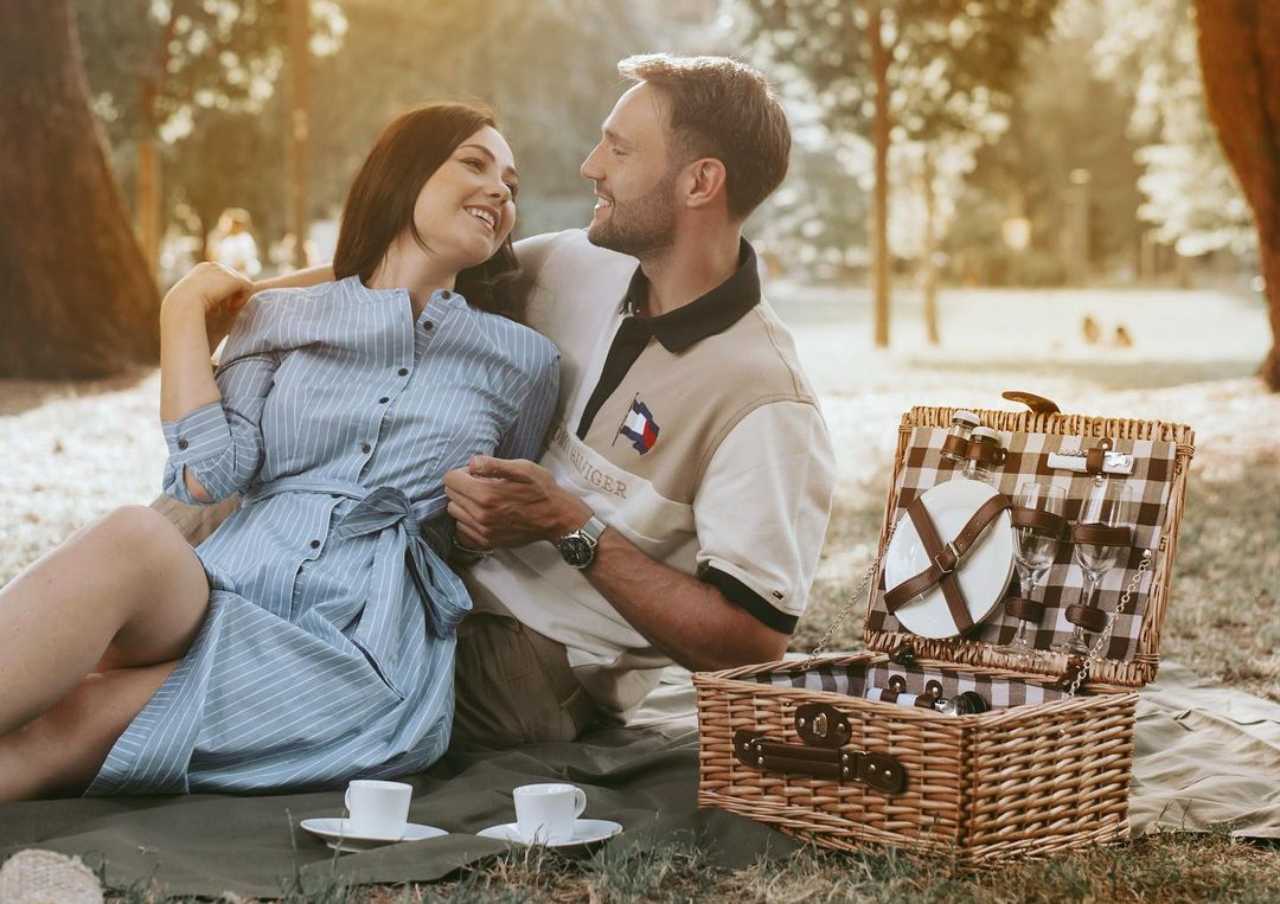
[162,401,235,505]
[693,401,836,634]
[160,296,282,505]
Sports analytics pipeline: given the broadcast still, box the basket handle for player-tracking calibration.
[1001,390,1060,414]
[733,730,907,795]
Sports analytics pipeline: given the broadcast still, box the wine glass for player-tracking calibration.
[1004,482,1066,651]
[1057,478,1136,656]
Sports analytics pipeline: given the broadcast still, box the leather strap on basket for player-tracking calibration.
[883,492,1011,633]
[1004,596,1045,621]
[733,729,908,795]
[1071,523,1134,546]
[1066,604,1108,633]
[1010,507,1067,537]
[941,433,970,459]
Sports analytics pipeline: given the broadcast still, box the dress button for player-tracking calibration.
[422,320,434,332]
[398,367,409,376]
[378,396,389,404]
[440,290,452,300]
[310,539,320,549]
[177,439,188,450]
[361,442,372,453]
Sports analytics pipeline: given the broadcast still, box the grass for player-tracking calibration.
[98,832,1280,902]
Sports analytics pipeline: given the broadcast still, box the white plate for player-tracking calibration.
[883,478,1014,638]
[476,819,623,848]
[300,817,447,846]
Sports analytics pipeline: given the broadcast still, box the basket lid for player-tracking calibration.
[861,399,1195,690]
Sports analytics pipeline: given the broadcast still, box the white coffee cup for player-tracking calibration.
[344,779,412,839]
[513,783,587,843]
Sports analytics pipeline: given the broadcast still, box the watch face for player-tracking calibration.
[559,536,593,568]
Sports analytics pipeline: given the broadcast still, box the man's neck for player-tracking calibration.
[637,228,741,318]
[368,237,457,315]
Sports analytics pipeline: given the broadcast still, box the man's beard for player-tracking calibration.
[587,166,678,257]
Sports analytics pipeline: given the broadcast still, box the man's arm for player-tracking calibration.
[443,457,790,672]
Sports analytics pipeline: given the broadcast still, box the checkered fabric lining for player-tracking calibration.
[866,426,1176,661]
[752,661,1068,710]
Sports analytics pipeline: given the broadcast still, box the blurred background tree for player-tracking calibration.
[74,0,348,272]
[735,0,1058,347]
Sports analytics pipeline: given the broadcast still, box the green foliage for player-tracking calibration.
[946,3,1146,284]
[734,0,1060,143]
[1093,0,1254,258]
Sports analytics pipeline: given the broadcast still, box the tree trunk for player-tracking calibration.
[0,0,160,378]
[921,145,940,346]
[1194,0,1280,390]
[869,1,892,348]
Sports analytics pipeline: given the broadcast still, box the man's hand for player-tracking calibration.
[443,456,592,550]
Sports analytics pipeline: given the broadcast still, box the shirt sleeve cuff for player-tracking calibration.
[161,401,232,504]
[698,564,799,635]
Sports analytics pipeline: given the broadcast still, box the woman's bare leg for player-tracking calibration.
[0,504,210,735]
[0,661,176,800]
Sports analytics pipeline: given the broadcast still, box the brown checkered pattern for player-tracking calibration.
[752,661,1067,710]
[865,426,1176,661]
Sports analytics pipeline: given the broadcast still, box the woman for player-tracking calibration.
[0,103,559,799]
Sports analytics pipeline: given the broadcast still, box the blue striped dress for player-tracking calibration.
[86,276,559,795]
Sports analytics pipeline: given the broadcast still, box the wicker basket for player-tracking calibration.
[694,398,1195,864]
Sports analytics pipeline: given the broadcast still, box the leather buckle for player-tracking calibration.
[932,541,960,575]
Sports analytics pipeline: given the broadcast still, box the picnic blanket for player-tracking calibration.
[2,660,1278,899]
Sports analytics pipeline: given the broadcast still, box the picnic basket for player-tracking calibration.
[693,393,1195,864]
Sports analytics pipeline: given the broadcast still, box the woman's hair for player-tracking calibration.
[333,102,522,320]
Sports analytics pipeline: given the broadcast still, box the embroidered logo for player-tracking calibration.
[617,396,660,454]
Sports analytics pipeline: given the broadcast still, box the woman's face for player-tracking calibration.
[411,125,519,270]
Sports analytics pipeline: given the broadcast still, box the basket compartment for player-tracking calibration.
[695,653,1137,863]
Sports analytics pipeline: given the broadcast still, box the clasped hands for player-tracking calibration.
[444,456,592,553]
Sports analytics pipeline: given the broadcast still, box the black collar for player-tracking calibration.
[618,239,761,353]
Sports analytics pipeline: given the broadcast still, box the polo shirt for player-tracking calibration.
[462,229,836,712]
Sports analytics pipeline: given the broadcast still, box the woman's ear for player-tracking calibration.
[683,158,728,210]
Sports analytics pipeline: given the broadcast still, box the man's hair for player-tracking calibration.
[617,54,790,221]
[333,102,522,320]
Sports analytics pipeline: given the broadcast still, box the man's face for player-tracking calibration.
[580,82,680,257]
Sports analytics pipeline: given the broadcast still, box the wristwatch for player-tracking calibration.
[556,513,607,569]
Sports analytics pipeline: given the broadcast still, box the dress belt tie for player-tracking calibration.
[242,476,461,639]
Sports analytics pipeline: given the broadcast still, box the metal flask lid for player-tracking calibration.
[951,410,981,428]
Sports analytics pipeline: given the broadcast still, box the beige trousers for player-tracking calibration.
[451,613,601,750]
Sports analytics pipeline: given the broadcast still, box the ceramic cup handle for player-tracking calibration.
[572,788,586,818]
[344,787,352,815]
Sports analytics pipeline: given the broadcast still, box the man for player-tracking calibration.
[159,54,835,749]
[439,55,835,747]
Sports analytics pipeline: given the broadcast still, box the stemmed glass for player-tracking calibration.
[1004,481,1066,652]
[1057,478,1136,656]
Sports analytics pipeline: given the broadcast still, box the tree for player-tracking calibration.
[737,0,1057,346]
[72,0,345,270]
[0,0,160,378]
[1194,0,1280,390]
[1094,0,1253,264]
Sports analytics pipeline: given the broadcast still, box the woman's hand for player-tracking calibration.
[162,262,255,352]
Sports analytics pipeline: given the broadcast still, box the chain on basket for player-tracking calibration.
[809,520,900,659]
[1067,548,1154,697]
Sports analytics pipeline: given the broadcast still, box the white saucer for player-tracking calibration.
[476,819,623,847]
[300,817,447,847]
[883,478,1015,638]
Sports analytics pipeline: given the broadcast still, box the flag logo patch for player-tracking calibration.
[618,397,660,454]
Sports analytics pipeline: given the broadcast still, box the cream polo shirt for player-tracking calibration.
[463,229,836,713]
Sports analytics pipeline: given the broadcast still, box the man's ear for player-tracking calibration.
[683,158,728,210]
